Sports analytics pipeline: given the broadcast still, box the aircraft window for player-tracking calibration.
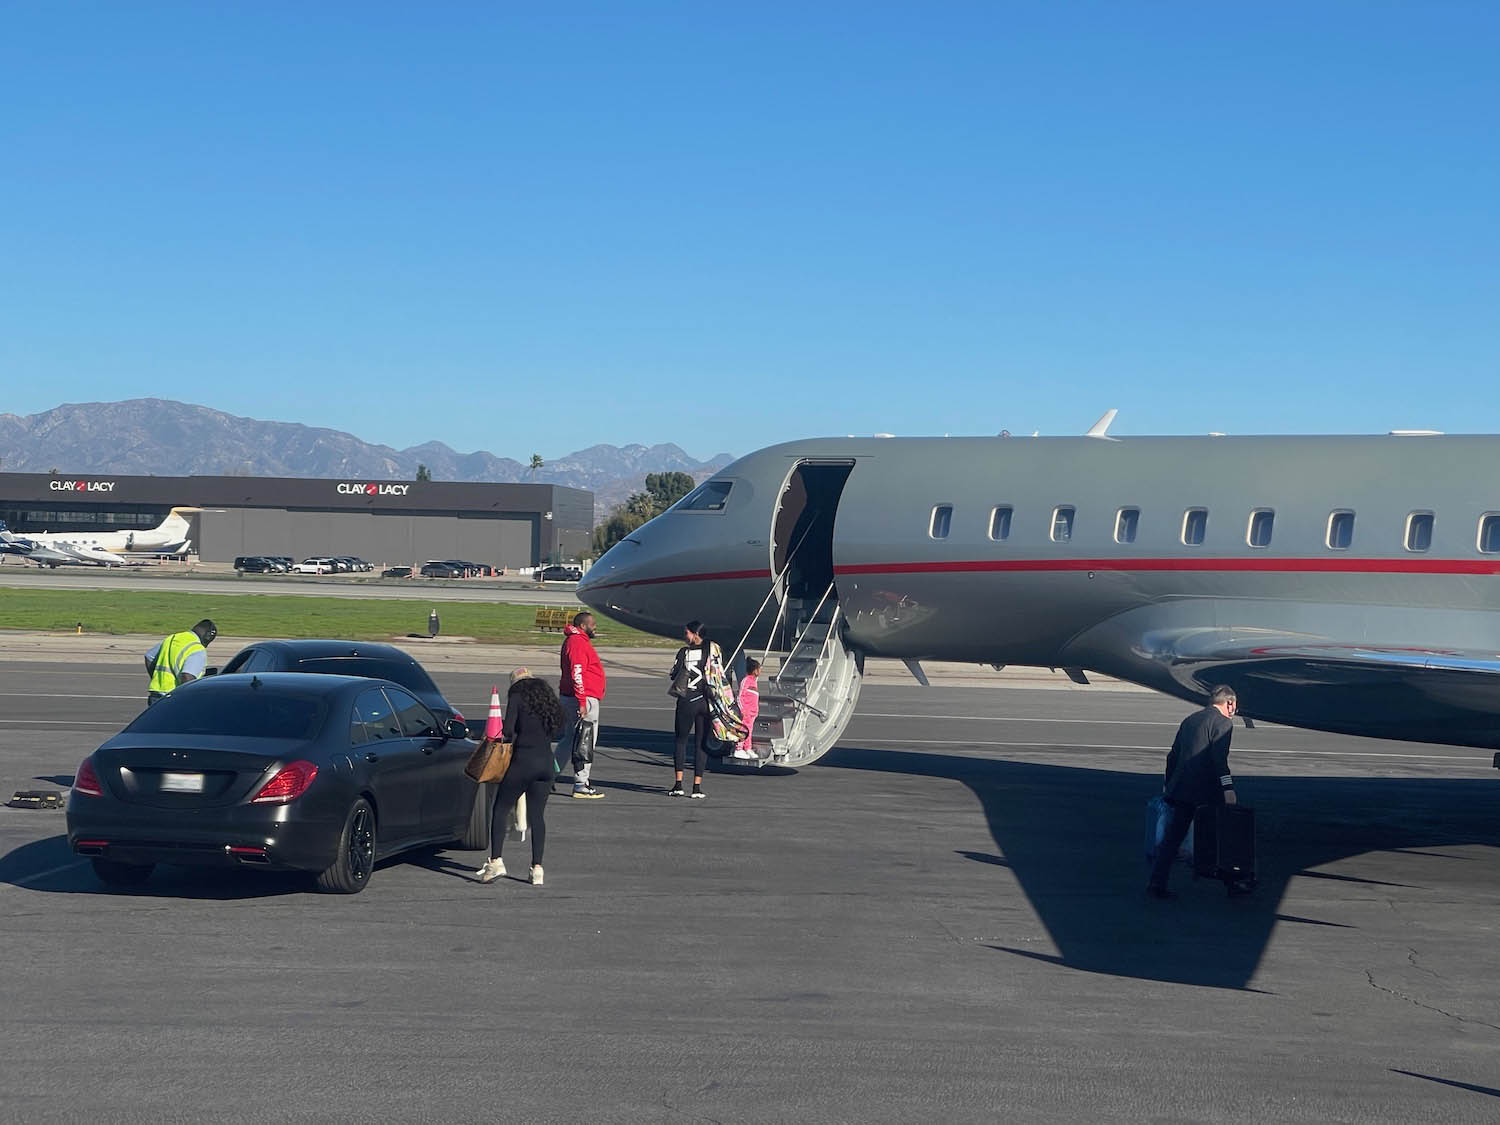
[1051,506,1075,543]
[989,506,1012,542]
[929,505,953,539]
[1327,511,1355,550]
[674,481,732,512]
[1247,509,1274,548]
[1479,515,1500,554]
[1182,508,1208,546]
[1114,508,1139,544]
[1406,512,1434,552]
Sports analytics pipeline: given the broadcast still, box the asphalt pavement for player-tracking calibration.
[1,659,1498,1122]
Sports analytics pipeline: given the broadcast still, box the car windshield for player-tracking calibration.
[293,657,438,696]
[126,686,327,740]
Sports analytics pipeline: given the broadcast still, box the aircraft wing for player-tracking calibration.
[1108,624,1500,748]
[19,544,76,566]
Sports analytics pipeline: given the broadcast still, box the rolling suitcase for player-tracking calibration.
[1193,804,1256,893]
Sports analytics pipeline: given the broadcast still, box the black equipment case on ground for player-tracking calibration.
[1193,804,1256,888]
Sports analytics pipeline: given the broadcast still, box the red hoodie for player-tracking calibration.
[559,624,606,703]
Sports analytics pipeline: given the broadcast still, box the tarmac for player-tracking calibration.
[1,646,1498,1122]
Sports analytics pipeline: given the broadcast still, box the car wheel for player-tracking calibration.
[92,857,154,886]
[459,781,492,850]
[315,798,376,894]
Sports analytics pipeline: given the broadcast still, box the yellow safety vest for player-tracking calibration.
[149,630,205,696]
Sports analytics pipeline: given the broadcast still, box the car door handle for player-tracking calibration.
[420,744,435,755]
[364,752,380,763]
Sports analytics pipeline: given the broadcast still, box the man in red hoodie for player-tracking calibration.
[558,611,606,799]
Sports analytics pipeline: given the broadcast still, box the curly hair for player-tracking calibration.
[510,675,565,736]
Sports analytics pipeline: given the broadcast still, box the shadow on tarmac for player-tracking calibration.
[0,833,311,898]
[1389,1070,1500,1099]
[823,745,1500,992]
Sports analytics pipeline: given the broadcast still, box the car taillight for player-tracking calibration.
[451,709,464,723]
[73,756,104,797]
[251,760,319,804]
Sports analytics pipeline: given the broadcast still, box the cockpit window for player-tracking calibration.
[673,481,732,512]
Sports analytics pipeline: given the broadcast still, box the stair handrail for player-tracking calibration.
[774,580,837,688]
[727,518,818,666]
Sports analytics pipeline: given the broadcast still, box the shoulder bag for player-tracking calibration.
[465,736,514,783]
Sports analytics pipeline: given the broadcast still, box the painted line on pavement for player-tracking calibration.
[845,738,1490,762]
[7,859,88,889]
[0,719,120,726]
[0,692,139,701]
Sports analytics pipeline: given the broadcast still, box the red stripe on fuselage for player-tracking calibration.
[581,568,769,592]
[587,558,1500,590]
[834,557,1500,576]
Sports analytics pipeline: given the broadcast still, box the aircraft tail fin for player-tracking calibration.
[1085,409,1119,439]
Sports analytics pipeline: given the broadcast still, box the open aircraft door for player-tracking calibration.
[752,460,863,768]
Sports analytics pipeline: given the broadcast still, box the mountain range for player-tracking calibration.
[0,399,735,522]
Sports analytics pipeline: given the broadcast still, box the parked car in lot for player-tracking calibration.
[381,566,413,578]
[217,640,466,728]
[294,557,336,574]
[420,561,463,578]
[537,564,584,582]
[233,556,280,574]
[66,673,488,893]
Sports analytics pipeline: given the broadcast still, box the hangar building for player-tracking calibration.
[0,472,593,569]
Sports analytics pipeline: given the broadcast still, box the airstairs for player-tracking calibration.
[735,581,863,768]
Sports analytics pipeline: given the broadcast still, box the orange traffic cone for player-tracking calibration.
[483,686,504,741]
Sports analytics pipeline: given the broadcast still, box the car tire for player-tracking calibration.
[459,781,492,850]
[92,857,154,886]
[315,797,376,894]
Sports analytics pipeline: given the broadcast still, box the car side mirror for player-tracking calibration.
[444,717,468,741]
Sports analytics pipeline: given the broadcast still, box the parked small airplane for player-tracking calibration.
[579,417,1500,766]
[0,509,193,567]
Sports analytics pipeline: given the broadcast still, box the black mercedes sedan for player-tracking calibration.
[66,674,490,893]
[218,640,465,729]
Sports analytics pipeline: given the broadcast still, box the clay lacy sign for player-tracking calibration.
[335,483,412,497]
[49,480,116,492]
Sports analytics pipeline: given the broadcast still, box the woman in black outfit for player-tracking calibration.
[476,668,564,886]
[668,621,712,798]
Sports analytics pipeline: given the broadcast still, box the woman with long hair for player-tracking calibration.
[476,667,565,886]
[668,620,716,798]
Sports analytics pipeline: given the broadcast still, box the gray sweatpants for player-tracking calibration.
[558,696,600,787]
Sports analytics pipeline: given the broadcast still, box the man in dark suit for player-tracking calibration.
[1147,684,1239,899]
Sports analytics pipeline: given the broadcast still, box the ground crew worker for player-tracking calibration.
[144,619,218,706]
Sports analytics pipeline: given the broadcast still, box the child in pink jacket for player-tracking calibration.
[733,659,761,759]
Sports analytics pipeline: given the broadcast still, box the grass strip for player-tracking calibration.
[0,588,675,647]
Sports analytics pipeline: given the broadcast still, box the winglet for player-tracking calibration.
[1085,409,1119,439]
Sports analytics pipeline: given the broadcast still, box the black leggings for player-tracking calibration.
[674,697,709,777]
[490,761,551,866]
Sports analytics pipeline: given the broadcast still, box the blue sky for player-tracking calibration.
[3,2,1497,462]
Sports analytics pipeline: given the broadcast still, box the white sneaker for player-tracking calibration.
[529,865,544,886]
[475,858,506,883]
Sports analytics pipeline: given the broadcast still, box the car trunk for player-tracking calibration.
[93,736,294,809]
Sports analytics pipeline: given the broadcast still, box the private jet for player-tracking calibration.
[0,509,193,567]
[579,419,1500,766]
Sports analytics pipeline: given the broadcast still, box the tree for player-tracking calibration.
[590,472,701,555]
[644,471,696,510]
[529,453,544,479]
[415,463,432,482]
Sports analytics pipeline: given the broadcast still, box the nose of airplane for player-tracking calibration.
[577,528,677,637]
